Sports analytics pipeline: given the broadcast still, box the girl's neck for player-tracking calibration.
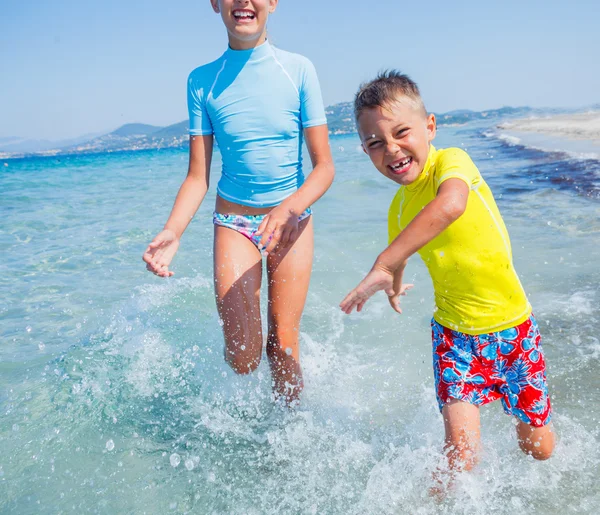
[227,29,268,51]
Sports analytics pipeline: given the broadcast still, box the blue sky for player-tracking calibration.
[1,0,599,140]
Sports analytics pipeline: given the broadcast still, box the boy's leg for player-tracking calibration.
[442,400,481,472]
[214,225,264,374]
[266,216,314,404]
[516,421,555,460]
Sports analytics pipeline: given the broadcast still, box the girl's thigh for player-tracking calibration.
[214,225,264,367]
[266,217,314,360]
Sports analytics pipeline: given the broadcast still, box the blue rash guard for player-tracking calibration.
[187,40,327,207]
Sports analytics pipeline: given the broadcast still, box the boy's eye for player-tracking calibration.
[396,128,408,137]
[367,141,382,149]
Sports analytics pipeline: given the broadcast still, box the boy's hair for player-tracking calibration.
[354,70,426,122]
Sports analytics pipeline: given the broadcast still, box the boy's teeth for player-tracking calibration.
[391,157,411,170]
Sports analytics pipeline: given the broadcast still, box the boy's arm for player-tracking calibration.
[340,178,469,313]
[376,178,469,273]
[388,260,413,314]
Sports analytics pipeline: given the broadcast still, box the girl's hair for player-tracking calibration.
[354,70,426,122]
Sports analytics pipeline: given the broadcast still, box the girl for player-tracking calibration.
[143,0,334,405]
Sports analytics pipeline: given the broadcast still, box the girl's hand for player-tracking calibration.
[340,265,396,314]
[387,283,414,314]
[142,229,180,277]
[255,205,300,254]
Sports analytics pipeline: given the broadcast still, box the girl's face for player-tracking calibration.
[211,0,278,50]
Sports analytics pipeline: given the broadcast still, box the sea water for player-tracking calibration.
[1,119,599,514]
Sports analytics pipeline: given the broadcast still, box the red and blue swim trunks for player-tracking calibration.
[432,314,552,427]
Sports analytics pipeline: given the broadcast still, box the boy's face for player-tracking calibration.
[358,99,436,186]
[211,0,278,47]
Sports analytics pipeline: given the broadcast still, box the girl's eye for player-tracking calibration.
[397,129,408,137]
[368,141,382,149]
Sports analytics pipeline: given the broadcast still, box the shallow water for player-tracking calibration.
[1,120,599,514]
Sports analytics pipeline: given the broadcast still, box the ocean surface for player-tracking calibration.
[1,117,599,514]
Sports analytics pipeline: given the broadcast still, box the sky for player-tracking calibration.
[1,0,599,141]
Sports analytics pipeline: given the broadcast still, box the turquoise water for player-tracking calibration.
[1,122,599,514]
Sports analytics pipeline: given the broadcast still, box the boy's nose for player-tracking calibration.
[385,142,400,155]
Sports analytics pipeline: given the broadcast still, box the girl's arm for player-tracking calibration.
[163,135,214,238]
[340,178,469,313]
[257,124,335,253]
[143,135,213,277]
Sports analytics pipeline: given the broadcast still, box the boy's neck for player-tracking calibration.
[227,30,268,51]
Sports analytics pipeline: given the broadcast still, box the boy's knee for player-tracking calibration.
[517,423,555,460]
[519,440,554,461]
[531,448,553,461]
[445,440,480,472]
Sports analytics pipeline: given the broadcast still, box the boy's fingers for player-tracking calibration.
[389,297,403,314]
[340,288,363,313]
[401,284,414,295]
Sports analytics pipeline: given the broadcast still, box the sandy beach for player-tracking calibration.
[498,111,600,143]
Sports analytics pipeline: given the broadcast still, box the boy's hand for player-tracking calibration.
[255,205,300,255]
[142,229,179,277]
[340,265,396,314]
[387,283,414,314]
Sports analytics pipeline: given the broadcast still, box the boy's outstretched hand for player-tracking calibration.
[387,283,414,314]
[340,264,413,314]
[143,229,180,277]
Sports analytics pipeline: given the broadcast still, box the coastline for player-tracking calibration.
[498,111,600,144]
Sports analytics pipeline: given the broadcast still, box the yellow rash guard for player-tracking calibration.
[388,145,531,334]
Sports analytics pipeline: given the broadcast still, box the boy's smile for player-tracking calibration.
[358,100,436,186]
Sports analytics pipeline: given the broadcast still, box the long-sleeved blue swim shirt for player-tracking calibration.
[187,40,328,207]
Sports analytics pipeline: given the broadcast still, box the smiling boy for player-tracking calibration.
[340,71,555,478]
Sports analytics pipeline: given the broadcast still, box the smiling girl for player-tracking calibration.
[143,0,334,405]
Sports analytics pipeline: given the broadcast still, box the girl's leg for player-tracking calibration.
[516,421,555,460]
[265,216,314,404]
[442,400,481,472]
[214,225,264,374]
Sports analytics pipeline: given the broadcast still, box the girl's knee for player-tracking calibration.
[224,348,261,374]
[266,330,298,360]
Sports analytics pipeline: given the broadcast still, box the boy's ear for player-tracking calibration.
[427,113,437,142]
[210,0,220,14]
[269,0,279,13]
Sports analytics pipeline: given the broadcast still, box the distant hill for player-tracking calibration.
[0,103,583,159]
[110,123,162,137]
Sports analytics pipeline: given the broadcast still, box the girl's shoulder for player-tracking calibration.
[271,46,314,69]
[188,54,228,85]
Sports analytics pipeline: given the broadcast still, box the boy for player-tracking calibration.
[340,71,555,475]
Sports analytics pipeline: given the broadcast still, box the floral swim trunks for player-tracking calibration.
[213,208,312,249]
[432,314,552,427]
